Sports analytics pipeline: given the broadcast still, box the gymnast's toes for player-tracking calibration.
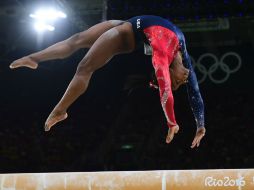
[10,57,38,69]
[44,112,68,132]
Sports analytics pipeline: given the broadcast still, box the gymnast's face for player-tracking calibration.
[170,51,189,91]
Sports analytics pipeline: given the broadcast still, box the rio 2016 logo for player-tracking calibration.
[205,176,246,187]
[191,52,242,84]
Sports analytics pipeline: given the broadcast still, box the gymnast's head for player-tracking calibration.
[170,51,189,91]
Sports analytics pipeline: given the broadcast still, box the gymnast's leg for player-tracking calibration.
[9,20,125,69]
[44,22,135,131]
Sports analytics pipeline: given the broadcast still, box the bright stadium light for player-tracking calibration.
[29,8,67,21]
[29,8,67,32]
[34,22,55,32]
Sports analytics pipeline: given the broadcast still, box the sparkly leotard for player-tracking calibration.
[127,15,205,128]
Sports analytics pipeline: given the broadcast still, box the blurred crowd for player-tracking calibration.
[0,81,253,173]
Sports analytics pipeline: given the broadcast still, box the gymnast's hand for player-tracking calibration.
[191,127,206,148]
[166,125,179,144]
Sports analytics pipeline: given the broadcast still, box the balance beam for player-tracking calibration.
[0,169,253,190]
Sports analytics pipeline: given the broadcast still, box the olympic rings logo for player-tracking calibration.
[191,52,242,84]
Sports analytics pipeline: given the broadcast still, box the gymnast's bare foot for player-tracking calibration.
[9,56,38,69]
[44,110,68,131]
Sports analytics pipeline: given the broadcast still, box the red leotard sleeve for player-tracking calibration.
[152,52,177,128]
[144,25,180,128]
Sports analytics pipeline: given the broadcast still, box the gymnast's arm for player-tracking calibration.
[175,26,205,129]
[183,50,206,148]
[154,65,180,144]
[183,52,205,129]
[155,65,177,129]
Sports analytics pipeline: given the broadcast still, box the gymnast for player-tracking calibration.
[10,15,205,148]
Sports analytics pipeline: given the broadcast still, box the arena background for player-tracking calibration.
[0,0,254,173]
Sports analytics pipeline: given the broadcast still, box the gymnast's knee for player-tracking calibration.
[75,63,94,78]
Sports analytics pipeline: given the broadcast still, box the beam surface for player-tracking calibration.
[0,169,254,190]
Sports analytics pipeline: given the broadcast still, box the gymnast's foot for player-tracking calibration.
[44,110,68,131]
[9,56,38,69]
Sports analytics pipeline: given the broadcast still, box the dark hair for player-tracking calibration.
[123,72,159,93]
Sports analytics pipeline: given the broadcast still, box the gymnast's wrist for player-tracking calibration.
[197,124,205,129]
[167,122,178,128]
